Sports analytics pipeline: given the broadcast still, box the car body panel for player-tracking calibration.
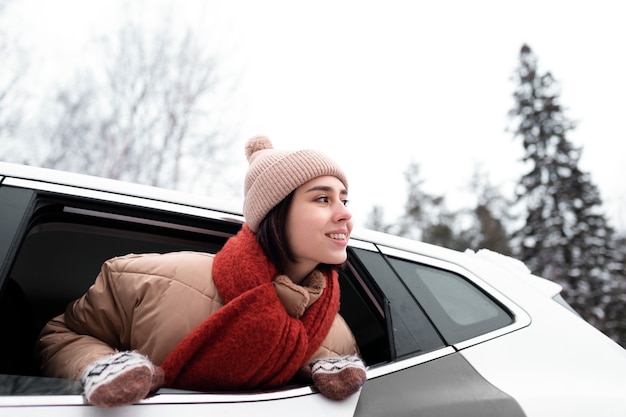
[356,351,525,417]
[459,294,626,417]
[1,162,626,416]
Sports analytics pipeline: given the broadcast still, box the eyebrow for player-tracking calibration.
[305,185,348,195]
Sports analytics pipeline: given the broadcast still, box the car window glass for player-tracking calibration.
[338,264,391,366]
[350,248,445,357]
[387,257,513,345]
[0,187,36,280]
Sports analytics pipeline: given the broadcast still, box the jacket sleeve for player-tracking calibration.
[37,314,117,379]
[37,257,132,380]
[307,313,360,363]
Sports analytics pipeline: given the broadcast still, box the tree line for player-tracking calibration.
[366,44,626,347]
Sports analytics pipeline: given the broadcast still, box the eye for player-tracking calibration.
[316,196,330,203]
[342,199,350,207]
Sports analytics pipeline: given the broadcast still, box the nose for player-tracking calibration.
[333,200,352,223]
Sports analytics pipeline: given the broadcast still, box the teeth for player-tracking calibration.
[328,233,346,240]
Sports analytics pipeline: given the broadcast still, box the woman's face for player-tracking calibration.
[284,175,352,280]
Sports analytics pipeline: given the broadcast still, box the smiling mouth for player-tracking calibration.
[327,233,347,240]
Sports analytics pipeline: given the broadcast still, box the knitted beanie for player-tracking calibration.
[243,136,348,232]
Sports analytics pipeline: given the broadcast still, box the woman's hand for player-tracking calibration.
[81,351,164,407]
[309,355,366,400]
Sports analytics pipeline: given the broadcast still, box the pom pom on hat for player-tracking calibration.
[245,136,273,162]
[243,136,348,232]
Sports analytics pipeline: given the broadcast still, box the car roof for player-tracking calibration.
[0,163,458,249]
[0,161,243,215]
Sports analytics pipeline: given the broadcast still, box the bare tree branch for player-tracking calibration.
[38,18,233,193]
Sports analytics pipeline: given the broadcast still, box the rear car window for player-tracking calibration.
[387,257,513,345]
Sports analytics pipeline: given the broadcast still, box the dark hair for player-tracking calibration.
[256,190,337,275]
[256,191,296,275]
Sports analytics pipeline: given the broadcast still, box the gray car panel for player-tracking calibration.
[355,352,526,417]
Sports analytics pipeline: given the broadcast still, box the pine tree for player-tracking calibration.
[364,205,389,233]
[509,44,625,345]
[458,169,513,255]
[394,161,470,251]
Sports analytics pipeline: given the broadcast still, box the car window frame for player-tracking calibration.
[386,255,515,345]
[0,177,388,407]
[376,245,531,351]
[347,245,446,358]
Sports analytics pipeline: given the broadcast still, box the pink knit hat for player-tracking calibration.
[243,136,348,232]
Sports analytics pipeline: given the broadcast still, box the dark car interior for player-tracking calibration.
[0,192,391,392]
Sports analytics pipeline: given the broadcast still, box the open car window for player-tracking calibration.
[0,186,391,397]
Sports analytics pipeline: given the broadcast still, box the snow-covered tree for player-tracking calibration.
[509,44,625,345]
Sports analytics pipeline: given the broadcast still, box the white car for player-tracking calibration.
[1,161,625,416]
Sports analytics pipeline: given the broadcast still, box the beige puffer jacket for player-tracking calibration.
[37,251,359,380]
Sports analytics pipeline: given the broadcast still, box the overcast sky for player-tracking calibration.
[6,0,626,231]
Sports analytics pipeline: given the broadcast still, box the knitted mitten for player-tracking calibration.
[310,355,366,400]
[81,351,164,407]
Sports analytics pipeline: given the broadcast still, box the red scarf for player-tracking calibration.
[161,224,340,391]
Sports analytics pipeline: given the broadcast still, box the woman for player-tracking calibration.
[36,136,366,407]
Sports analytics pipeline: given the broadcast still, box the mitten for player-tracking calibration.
[310,355,366,400]
[81,351,164,407]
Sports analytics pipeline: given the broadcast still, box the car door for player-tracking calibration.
[348,245,529,417]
